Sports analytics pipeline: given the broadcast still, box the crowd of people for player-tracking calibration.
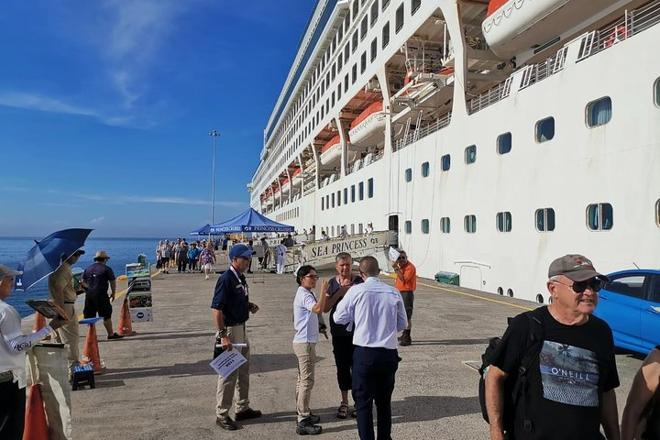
[211,250,659,439]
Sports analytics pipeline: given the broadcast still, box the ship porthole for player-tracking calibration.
[536,294,544,304]
[507,288,514,297]
[497,287,503,296]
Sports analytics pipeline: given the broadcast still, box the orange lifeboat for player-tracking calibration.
[348,101,386,146]
[292,167,303,182]
[320,135,341,165]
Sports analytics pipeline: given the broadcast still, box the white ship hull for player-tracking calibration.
[251,0,660,304]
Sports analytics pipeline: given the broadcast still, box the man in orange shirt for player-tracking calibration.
[393,250,416,346]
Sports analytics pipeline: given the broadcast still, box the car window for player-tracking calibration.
[649,275,660,303]
[605,275,647,299]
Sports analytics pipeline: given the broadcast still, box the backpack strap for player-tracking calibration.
[514,307,546,434]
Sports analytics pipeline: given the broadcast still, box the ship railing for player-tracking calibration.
[519,46,569,91]
[468,79,512,114]
[577,0,660,62]
[393,112,452,151]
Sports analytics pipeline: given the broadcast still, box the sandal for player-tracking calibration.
[336,402,349,419]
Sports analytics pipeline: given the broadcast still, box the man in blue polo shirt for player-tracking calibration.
[211,244,262,430]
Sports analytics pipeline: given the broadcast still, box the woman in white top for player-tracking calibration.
[0,265,64,440]
[292,265,327,435]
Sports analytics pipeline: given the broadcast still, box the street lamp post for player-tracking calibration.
[208,130,220,240]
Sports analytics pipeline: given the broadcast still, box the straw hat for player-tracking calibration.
[94,250,110,261]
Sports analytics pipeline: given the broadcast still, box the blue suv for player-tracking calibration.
[594,269,660,355]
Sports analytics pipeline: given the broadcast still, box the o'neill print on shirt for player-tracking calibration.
[539,341,600,407]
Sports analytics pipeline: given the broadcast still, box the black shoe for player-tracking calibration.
[296,418,322,435]
[216,416,239,430]
[235,408,262,421]
[307,413,320,424]
[107,333,124,340]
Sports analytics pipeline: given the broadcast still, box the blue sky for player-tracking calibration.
[0,0,314,238]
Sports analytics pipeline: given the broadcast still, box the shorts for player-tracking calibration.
[161,257,170,265]
[400,291,414,321]
[83,292,113,320]
[202,263,213,271]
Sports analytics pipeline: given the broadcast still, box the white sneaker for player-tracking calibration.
[205,275,210,280]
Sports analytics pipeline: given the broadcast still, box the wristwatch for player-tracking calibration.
[216,328,228,338]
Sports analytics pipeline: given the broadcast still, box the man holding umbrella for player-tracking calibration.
[82,251,123,340]
[48,249,85,367]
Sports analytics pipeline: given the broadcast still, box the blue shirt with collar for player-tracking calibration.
[333,276,408,350]
[211,266,250,326]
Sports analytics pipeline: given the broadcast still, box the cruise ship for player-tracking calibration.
[249,0,660,304]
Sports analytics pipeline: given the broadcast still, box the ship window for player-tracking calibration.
[351,185,356,202]
[326,195,329,208]
[421,162,430,177]
[344,74,349,92]
[382,22,390,48]
[371,38,377,62]
[352,64,357,84]
[441,154,451,171]
[421,219,430,234]
[465,145,476,164]
[405,168,412,182]
[411,0,421,15]
[332,226,335,236]
[535,117,555,142]
[535,208,555,232]
[337,190,342,206]
[656,199,660,227]
[361,16,368,41]
[345,44,350,62]
[338,84,342,100]
[321,197,325,211]
[338,53,343,71]
[497,132,512,154]
[331,193,335,208]
[464,215,477,233]
[368,178,374,198]
[586,203,613,230]
[395,5,405,33]
[353,0,359,18]
[358,223,364,234]
[440,217,450,233]
[586,96,612,127]
[351,224,355,235]
[361,52,367,73]
[655,77,660,107]
[331,93,335,107]
[496,211,512,232]
[359,181,364,200]
[352,32,358,54]
[405,220,412,234]
[344,188,348,204]
[382,0,390,10]
[371,1,378,27]
[332,64,336,81]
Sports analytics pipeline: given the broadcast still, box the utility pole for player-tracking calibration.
[208,130,220,240]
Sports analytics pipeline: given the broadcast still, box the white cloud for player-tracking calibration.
[45,188,245,208]
[90,216,106,224]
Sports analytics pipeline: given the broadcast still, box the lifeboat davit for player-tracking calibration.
[482,0,621,59]
[320,135,341,166]
[348,101,386,146]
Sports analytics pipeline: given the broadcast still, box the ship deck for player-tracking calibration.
[61,263,643,439]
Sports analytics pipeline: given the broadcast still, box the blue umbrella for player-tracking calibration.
[15,228,93,291]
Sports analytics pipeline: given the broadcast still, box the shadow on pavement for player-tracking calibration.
[250,353,325,374]
[410,338,490,346]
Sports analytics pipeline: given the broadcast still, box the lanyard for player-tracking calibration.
[230,266,249,296]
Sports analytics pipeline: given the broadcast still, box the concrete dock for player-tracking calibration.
[67,265,643,440]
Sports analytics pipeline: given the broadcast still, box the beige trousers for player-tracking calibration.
[216,324,250,418]
[293,342,316,422]
[53,304,79,367]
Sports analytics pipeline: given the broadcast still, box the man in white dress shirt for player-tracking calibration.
[333,256,408,440]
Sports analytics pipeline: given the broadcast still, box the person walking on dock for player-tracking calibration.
[292,265,328,435]
[1,265,65,440]
[211,244,262,431]
[82,251,123,340]
[322,252,363,419]
[177,240,189,273]
[393,250,416,346]
[48,249,85,368]
[275,240,287,274]
[334,256,407,440]
[484,254,620,440]
[200,242,216,280]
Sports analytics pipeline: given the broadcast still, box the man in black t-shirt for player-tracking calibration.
[322,252,363,419]
[82,250,123,340]
[485,254,620,440]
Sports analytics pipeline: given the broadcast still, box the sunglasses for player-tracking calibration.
[304,274,319,279]
[553,278,604,294]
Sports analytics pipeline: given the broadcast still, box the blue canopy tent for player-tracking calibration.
[210,208,294,234]
[189,224,211,236]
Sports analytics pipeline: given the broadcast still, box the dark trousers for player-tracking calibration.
[352,346,399,440]
[178,257,188,272]
[188,260,197,271]
[332,334,355,391]
[0,380,26,440]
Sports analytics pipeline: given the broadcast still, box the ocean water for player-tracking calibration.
[0,237,160,318]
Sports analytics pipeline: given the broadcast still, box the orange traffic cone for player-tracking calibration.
[23,384,49,440]
[81,324,105,374]
[117,298,136,336]
[32,312,46,332]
